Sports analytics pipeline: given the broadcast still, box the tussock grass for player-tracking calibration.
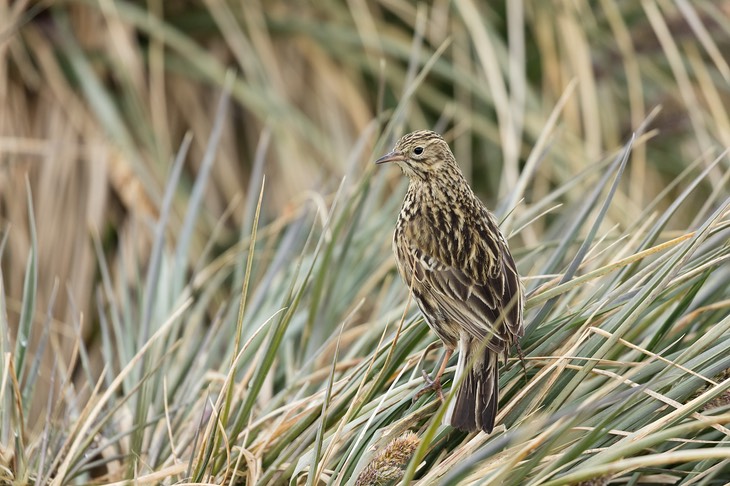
[2,1,730,485]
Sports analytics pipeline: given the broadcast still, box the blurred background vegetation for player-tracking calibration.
[2,1,730,484]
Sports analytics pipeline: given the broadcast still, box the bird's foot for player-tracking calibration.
[414,370,444,402]
[516,342,527,383]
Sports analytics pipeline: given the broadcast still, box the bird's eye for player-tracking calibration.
[413,146,424,155]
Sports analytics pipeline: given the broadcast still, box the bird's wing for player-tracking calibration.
[402,211,523,350]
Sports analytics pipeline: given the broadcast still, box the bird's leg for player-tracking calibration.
[417,341,443,376]
[516,341,527,382]
[414,348,453,402]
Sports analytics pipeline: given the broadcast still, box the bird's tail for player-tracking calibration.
[445,337,498,433]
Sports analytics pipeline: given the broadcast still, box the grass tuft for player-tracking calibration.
[354,430,420,486]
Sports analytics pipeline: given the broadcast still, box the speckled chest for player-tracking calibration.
[395,184,481,261]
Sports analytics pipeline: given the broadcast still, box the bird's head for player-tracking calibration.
[375,130,461,182]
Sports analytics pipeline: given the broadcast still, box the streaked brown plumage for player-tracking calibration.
[376,130,524,433]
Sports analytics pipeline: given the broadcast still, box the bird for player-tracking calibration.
[376,130,524,433]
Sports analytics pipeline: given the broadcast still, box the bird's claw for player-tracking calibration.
[516,342,528,383]
[413,370,444,402]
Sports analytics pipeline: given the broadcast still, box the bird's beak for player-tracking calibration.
[375,150,406,165]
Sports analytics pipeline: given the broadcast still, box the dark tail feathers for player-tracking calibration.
[448,341,498,433]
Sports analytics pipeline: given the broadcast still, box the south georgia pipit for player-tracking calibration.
[376,130,524,433]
